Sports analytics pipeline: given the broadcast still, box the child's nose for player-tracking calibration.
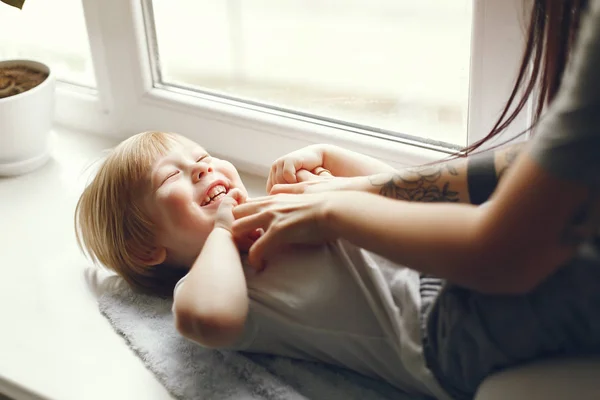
[192,162,213,183]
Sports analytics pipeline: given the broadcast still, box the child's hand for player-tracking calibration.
[214,188,263,252]
[214,188,245,232]
[266,145,328,193]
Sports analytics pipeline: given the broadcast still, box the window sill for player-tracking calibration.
[55,82,454,178]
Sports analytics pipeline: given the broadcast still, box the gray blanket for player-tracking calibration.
[97,277,424,400]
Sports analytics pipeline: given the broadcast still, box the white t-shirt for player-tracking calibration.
[174,240,451,400]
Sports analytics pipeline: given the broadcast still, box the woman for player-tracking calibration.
[233,0,600,398]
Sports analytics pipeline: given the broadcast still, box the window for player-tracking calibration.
[149,0,472,147]
[5,0,526,172]
[0,0,96,87]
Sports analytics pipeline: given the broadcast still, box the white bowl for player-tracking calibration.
[0,59,55,176]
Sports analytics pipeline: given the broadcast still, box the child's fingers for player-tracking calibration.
[227,188,245,204]
[266,168,275,193]
[282,159,298,184]
[296,169,320,182]
[215,197,237,217]
[266,163,279,193]
[275,166,283,187]
[214,191,243,231]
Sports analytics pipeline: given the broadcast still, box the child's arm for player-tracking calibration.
[266,144,396,192]
[319,144,398,177]
[173,194,249,348]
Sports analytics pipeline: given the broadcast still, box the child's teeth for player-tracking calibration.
[207,185,226,198]
[202,185,228,206]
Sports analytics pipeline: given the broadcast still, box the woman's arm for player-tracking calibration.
[318,144,398,176]
[319,150,590,294]
[173,198,248,348]
[234,147,589,295]
[367,142,525,204]
[268,142,525,205]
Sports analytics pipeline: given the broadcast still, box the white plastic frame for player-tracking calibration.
[55,0,531,176]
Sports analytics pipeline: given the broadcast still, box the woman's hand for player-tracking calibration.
[270,170,381,195]
[232,192,336,270]
[266,145,328,193]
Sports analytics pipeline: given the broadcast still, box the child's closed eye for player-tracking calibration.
[161,170,180,184]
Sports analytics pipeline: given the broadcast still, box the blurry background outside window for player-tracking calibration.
[151,0,473,146]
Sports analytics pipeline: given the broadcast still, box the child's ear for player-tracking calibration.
[132,245,167,266]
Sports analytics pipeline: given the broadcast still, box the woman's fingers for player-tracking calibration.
[247,227,282,270]
[233,196,268,218]
[311,167,332,177]
[235,229,263,252]
[232,206,272,237]
[235,235,255,253]
[233,191,333,269]
[270,172,342,195]
[269,182,307,195]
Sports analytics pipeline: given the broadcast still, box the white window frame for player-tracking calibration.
[55,0,531,176]
[468,0,533,147]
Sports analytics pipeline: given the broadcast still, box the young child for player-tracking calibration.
[75,130,452,400]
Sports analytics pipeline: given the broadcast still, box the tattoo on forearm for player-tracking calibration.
[561,190,600,245]
[369,164,460,202]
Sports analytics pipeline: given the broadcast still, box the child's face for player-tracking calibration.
[143,138,247,267]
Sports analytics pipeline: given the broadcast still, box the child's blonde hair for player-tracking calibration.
[75,131,187,297]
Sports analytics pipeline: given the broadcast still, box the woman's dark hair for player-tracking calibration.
[461,0,587,156]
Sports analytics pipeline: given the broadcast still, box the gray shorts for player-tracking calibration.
[419,245,600,400]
